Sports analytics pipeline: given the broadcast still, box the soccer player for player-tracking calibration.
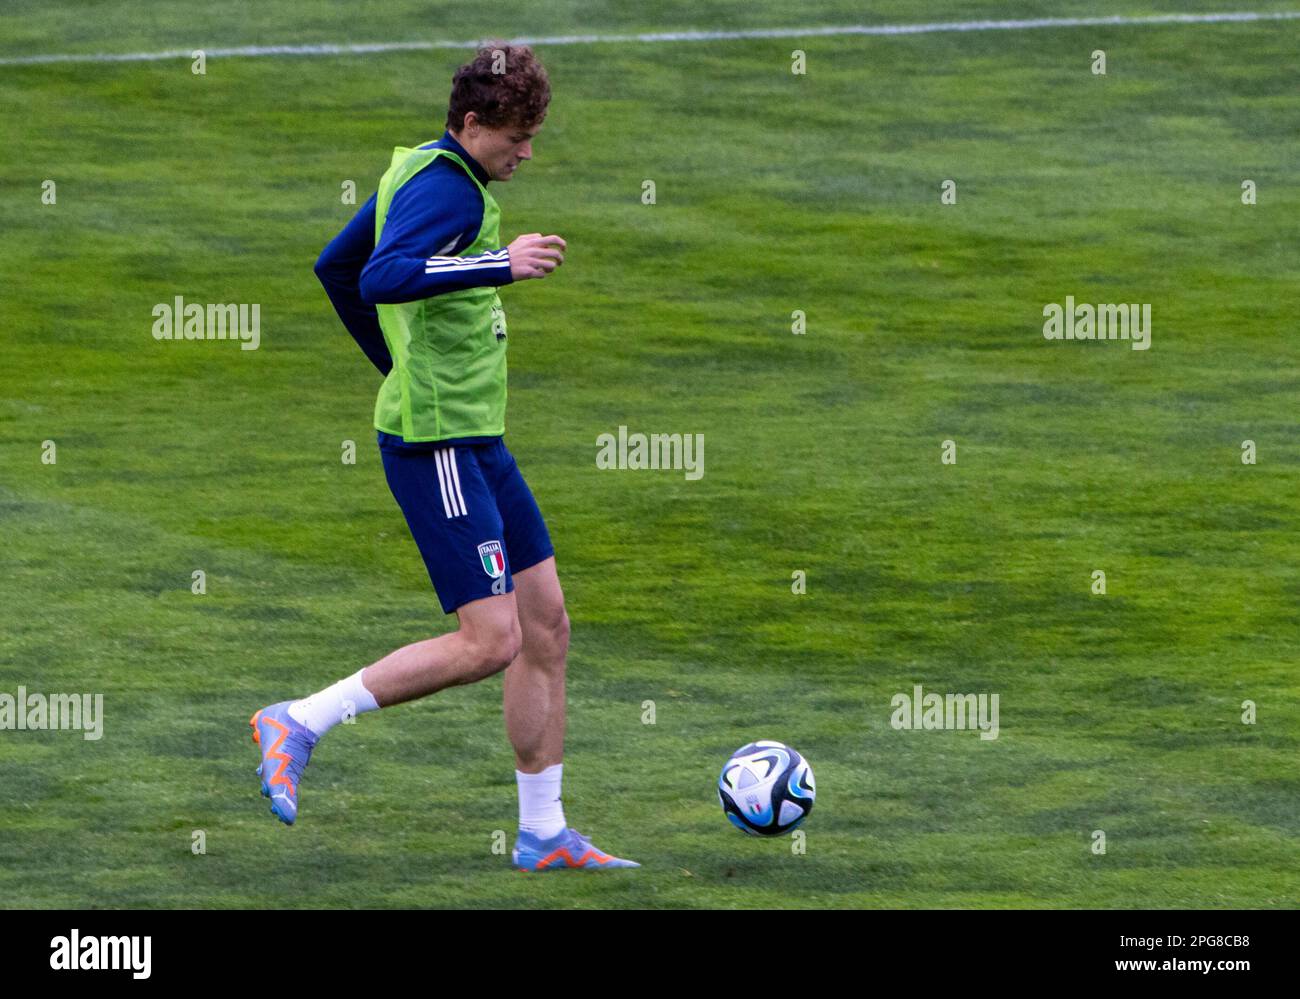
[251,43,637,872]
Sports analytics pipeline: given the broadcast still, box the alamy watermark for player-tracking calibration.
[595,426,704,480]
[50,930,150,979]
[0,687,103,740]
[1043,296,1150,350]
[890,683,999,740]
[152,296,260,350]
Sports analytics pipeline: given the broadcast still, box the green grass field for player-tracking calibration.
[1,1,1297,908]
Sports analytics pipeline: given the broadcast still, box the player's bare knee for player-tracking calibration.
[470,623,523,680]
[526,604,569,665]
[549,606,570,657]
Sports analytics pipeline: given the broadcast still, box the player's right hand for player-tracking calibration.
[507,233,566,281]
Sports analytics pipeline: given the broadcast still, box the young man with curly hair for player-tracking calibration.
[251,43,637,872]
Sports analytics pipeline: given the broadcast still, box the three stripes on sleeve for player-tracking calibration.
[425,246,510,277]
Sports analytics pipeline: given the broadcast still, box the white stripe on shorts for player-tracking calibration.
[443,448,468,516]
[433,449,455,519]
[433,447,468,518]
[431,447,452,520]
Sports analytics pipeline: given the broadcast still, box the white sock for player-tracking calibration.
[288,668,380,737]
[517,764,566,839]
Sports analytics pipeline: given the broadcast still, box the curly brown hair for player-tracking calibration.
[446,42,551,133]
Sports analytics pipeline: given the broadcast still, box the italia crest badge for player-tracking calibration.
[478,540,506,578]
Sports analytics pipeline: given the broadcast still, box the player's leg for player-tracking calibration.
[489,442,638,869]
[502,556,567,776]
[503,556,569,850]
[251,440,521,825]
[253,592,522,825]
[362,592,521,706]
[346,438,523,706]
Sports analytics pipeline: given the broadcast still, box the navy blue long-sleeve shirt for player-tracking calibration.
[314,130,513,376]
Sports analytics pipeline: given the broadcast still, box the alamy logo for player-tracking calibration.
[0,687,103,740]
[50,930,151,979]
[1042,296,1150,350]
[890,684,999,741]
[595,426,704,480]
[152,295,260,350]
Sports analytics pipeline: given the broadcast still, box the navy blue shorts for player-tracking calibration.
[379,433,555,614]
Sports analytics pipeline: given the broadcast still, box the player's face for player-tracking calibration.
[458,114,542,182]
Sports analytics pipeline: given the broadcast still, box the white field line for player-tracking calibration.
[1,10,1298,66]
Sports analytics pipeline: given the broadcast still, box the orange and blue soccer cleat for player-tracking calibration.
[512,827,640,872]
[250,701,319,825]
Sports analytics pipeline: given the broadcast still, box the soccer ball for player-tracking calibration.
[717,740,815,836]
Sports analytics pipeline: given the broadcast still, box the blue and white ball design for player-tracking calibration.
[718,740,815,836]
